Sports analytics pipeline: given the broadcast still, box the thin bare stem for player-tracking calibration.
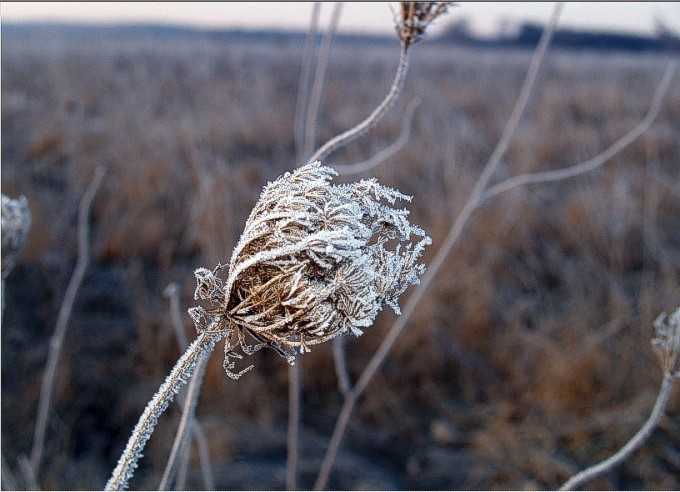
[2,452,19,490]
[559,372,677,490]
[332,337,351,396]
[17,455,38,491]
[304,2,343,160]
[313,5,563,488]
[484,62,677,201]
[28,166,106,480]
[295,2,322,163]
[106,329,224,491]
[307,44,411,165]
[165,283,189,349]
[334,98,421,176]
[160,283,214,490]
[286,360,302,490]
[158,352,210,490]
[175,438,192,490]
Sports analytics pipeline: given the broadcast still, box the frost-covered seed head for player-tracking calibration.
[396,2,453,47]
[189,161,431,378]
[2,194,31,279]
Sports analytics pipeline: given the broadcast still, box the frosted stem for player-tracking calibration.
[559,372,677,490]
[307,44,410,165]
[105,329,224,491]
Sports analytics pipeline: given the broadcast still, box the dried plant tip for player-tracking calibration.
[652,307,680,377]
[189,161,431,378]
[1,194,31,279]
[396,2,453,47]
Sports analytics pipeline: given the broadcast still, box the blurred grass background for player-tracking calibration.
[2,24,679,490]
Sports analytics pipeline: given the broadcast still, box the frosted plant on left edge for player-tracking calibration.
[1,194,31,319]
[106,160,430,490]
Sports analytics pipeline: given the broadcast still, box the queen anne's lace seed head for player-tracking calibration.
[396,2,453,47]
[189,161,431,378]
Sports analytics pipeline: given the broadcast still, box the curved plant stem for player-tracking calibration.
[162,283,215,490]
[559,372,677,490]
[304,2,343,161]
[332,336,351,396]
[484,62,676,201]
[105,329,224,491]
[286,360,302,490]
[295,2,322,164]
[334,98,421,176]
[28,165,106,481]
[307,43,411,166]
[158,353,210,490]
[313,4,563,488]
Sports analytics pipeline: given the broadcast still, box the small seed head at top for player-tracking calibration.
[396,2,454,48]
[189,161,431,378]
[2,194,31,280]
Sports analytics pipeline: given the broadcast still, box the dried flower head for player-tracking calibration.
[652,307,680,377]
[189,161,431,378]
[396,2,454,47]
[2,194,31,279]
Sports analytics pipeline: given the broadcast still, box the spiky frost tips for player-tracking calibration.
[189,161,431,378]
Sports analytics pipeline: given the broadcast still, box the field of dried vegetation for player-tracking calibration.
[2,18,680,490]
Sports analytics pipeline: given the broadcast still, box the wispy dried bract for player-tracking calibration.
[652,307,680,377]
[396,2,454,47]
[1,194,31,279]
[189,161,431,379]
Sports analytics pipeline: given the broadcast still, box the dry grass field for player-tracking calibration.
[2,22,679,490]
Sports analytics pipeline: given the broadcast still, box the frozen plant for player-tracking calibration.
[107,160,430,489]
[191,160,431,378]
[560,307,680,490]
[1,194,31,280]
[1,194,31,321]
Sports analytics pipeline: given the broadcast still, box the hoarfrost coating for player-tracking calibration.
[189,161,431,378]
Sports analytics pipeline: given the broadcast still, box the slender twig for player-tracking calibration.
[334,98,421,176]
[17,455,38,491]
[484,62,677,201]
[295,2,322,164]
[174,438,192,491]
[332,336,351,396]
[106,329,224,491]
[286,361,302,490]
[559,372,676,490]
[165,283,189,349]
[27,166,106,481]
[159,283,215,490]
[304,2,344,161]
[313,5,563,488]
[158,353,210,490]
[307,44,411,165]
[2,452,19,490]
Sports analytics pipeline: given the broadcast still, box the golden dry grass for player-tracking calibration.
[2,27,679,489]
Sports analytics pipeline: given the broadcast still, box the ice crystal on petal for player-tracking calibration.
[188,161,430,378]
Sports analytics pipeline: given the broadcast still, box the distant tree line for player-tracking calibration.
[3,20,680,53]
[436,18,680,53]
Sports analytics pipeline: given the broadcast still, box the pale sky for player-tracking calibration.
[1,2,679,37]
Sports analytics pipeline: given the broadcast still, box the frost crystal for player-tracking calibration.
[189,161,431,378]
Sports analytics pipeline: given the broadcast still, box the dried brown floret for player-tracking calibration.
[396,2,454,47]
[189,161,430,378]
